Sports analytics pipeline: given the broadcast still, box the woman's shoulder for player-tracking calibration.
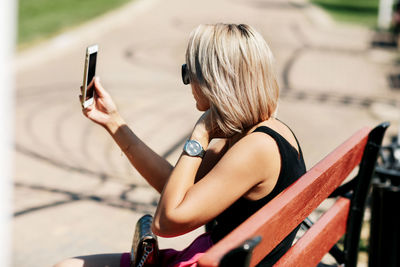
[227,126,282,200]
[249,119,300,155]
[229,128,281,167]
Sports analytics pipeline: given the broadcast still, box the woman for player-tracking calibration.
[55,23,306,267]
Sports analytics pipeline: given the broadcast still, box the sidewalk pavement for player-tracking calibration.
[13,0,400,266]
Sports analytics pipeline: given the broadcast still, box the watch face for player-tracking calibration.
[185,140,203,156]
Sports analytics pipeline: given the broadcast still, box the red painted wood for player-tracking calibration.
[198,127,370,267]
[274,197,350,267]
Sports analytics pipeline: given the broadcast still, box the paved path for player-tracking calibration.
[13,0,400,266]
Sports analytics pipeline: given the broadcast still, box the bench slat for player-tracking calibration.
[274,197,350,267]
[198,127,370,267]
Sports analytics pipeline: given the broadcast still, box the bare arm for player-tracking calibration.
[105,117,173,193]
[152,112,281,237]
[81,78,227,193]
[81,77,172,193]
[195,138,228,182]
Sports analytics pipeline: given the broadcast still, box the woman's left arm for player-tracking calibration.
[152,113,280,237]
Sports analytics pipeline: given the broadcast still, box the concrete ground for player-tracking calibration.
[13,0,400,266]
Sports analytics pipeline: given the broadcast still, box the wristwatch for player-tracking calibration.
[183,140,206,158]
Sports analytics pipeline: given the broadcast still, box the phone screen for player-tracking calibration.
[86,52,97,101]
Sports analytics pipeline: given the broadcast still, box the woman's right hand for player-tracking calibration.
[80,77,124,131]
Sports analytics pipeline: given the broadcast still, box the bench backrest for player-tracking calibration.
[198,123,389,267]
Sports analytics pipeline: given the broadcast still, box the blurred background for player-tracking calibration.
[3,0,400,266]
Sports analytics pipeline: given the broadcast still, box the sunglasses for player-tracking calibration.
[181,64,190,85]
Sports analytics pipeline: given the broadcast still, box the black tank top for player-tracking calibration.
[210,125,306,266]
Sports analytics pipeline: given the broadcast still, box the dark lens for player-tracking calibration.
[182,64,190,85]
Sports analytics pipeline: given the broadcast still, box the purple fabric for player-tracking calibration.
[120,252,131,267]
[120,232,213,267]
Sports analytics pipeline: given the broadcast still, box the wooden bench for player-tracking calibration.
[197,122,389,267]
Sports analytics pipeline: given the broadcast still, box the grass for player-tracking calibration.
[310,0,380,28]
[18,0,133,48]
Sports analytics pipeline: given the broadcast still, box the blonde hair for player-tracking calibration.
[185,23,279,136]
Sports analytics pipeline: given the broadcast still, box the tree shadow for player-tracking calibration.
[14,182,157,217]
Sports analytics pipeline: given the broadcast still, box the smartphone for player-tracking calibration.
[82,44,98,108]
